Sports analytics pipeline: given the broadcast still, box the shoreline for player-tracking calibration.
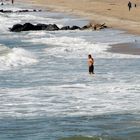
[15,0,140,56]
[109,42,140,56]
[17,0,140,35]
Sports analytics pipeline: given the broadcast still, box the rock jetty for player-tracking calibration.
[9,22,107,32]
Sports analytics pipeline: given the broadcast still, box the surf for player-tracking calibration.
[0,44,37,70]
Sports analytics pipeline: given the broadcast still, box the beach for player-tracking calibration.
[16,0,140,55]
[17,0,140,35]
[108,42,140,55]
[0,1,140,140]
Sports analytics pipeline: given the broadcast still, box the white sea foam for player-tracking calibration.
[0,5,23,12]
[0,3,140,120]
[0,14,21,32]
[0,45,37,70]
[0,81,140,118]
[23,35,140,59]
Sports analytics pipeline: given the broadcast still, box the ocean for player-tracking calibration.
[0,1,140,140]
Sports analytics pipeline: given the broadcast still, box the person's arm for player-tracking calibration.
[92,58,94,65]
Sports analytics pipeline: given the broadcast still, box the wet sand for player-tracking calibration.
[108,42,140,55]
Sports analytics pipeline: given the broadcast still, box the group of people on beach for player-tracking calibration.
[128,1,137,11]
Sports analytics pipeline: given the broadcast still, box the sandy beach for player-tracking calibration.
[17,0,140,35]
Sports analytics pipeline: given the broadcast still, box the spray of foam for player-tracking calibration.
[23,36,108,53]
[23,36,140,59]
[0,44,38,70]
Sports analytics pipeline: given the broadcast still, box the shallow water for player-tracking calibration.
[0,2,140,140]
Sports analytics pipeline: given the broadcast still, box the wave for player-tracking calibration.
[23,35,140,59]
[1,81,139,118]
[23,36,109,56]
[0,44,37,70]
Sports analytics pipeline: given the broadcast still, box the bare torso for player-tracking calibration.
[88,58,94,66]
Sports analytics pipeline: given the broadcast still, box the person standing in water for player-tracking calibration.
[88,54,94,74]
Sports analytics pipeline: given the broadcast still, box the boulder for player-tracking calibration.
[81,22,107,30]
[70,25,81,30]
[0,9,42,13]
[10,23,59,32]
[0,9,4,12]
[45,24,59,31]
[81,23,92,30]
[10,23,35,32]
[60,26,71,30]
[9,24,23,32]
[93,23,107,30]
[35,24,48,30]
[9,22,107,32]
[22,23,35,31]
[0,9,12,13]
[18,10,29,13]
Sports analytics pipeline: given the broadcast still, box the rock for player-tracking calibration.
[35,24,48,30]
[93,23,107,30]
[81,22,107,30]
[0,10,4,12]
[81,25,89,30]
[0,9,12,13]
[70,25,81,30]
[9,24,23,32]
[10,23,36,32]
[45,24,59,31]
[60,26,71,30]
[22,23,35,31]
[10,23,59,32]
[9,22,107,32]
[0,9,42,13]
[81,23,92,30]
[18,10,29,13]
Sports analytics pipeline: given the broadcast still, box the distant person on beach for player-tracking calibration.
[128,1,132,11]
[134,4,136,7]
[12,0,14,4]
[88,54,94,74]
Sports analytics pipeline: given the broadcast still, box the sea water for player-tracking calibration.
[0,2,140,140]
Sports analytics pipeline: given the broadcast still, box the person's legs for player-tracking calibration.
[93,65,94,74]
[89,65,94,74]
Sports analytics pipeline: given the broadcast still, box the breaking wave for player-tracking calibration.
[0,44,37,70]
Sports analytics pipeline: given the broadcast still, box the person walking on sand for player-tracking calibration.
[128,1,132,11]
[88,54,94,74]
